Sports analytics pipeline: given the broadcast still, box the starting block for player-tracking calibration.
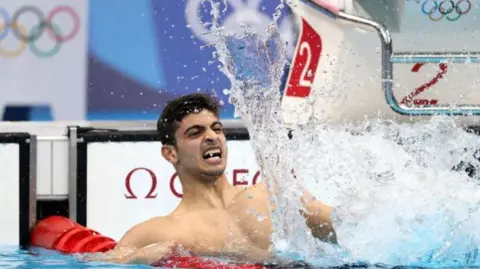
[282,0,480,126]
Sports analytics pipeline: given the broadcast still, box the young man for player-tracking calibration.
[89,93,336,265]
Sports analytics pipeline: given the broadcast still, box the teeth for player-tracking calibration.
[205,149,220,155]
[203,148,221,158]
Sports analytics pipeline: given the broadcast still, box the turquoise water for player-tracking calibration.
[2,245,480,268]
[0,246,314,268]
[0,247,146,268]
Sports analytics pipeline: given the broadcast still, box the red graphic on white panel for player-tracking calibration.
[400,63,446,106]
[233,169,261,186]
[284,18,322,98]
[169,173,182,198]
[124,168,261,200]
[124,167,158,199]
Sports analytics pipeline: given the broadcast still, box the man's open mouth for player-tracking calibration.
[203,148,222,160]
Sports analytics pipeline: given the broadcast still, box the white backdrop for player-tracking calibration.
[0,144,19,245]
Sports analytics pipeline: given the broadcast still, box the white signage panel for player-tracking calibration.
[86,141,261,241]
[0,144,20,245]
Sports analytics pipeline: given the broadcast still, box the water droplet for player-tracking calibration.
[256,214,267,222]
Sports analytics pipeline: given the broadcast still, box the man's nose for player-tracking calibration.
[205,129,219,143]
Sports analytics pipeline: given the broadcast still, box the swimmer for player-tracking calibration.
[86,93,337,265]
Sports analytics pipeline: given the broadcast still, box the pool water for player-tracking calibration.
[2,245,480,269]
[0,246,317,268]
[0,246,143,268]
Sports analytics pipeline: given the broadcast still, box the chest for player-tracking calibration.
[179,198,273,253]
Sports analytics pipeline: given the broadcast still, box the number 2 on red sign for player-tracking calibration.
[284,18,322,98]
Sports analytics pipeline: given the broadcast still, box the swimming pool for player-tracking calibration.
[1,246,160,268]
[0,246,114,268]
[0,246,315,268]
[3,245,480,269]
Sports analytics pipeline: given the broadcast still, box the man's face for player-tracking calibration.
[166,109,228,179]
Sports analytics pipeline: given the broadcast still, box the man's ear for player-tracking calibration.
[161,145,178,164]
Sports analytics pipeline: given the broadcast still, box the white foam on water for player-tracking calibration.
[299,118,480,266]
[199,0,480,267]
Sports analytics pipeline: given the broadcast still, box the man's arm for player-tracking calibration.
[300,190,337,244]
[103,241,176,265]
[256,180,337,244]
[83,218,176,264]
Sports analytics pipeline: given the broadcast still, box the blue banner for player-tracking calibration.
[86,0,296,120]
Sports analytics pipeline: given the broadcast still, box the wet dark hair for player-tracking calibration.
[157,93,220,145]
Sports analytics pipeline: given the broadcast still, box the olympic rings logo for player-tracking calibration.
[420,0,472,22]
[0,5,80,58]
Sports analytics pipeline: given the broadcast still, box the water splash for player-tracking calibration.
[300,118,480,266]
[209,7,342,265]
[201,0,480,267]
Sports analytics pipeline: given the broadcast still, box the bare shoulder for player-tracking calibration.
[246,182,270,196]
[232,182,271,204]
[243,182,278,209]
[116,216,175,249]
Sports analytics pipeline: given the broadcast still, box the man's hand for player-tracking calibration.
[113,241,177,264]
[258,179,338,244]
[300,190,338,244]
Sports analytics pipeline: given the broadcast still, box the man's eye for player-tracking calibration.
[188,130,200,136]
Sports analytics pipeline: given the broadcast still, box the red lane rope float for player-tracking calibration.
[31,216,116,253]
